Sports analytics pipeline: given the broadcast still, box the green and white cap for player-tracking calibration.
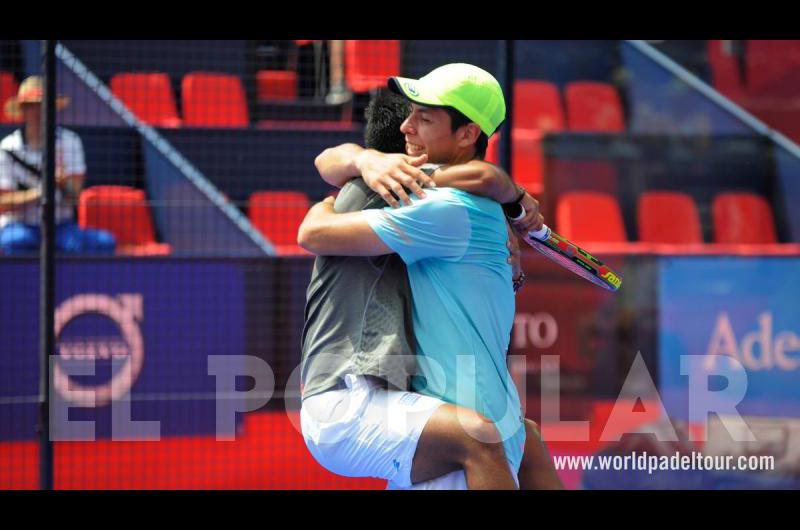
[388,63,506,137]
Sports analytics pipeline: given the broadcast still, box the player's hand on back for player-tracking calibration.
[354,149,435,208]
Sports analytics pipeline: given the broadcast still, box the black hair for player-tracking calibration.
[444,107,489,160]
[364,90,411,154]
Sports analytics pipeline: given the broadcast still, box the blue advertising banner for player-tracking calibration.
[659,257,800,420]
[0,259,247,440]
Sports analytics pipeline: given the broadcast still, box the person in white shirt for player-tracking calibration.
[0,76,115,255]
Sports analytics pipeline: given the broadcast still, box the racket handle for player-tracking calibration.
[503,201,526,221]
[528,225,551,241]
[504,203,550,241]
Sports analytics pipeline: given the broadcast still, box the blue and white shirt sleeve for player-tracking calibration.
[0,134,16,190]
[362,189,471,265]
[59,129,86,175]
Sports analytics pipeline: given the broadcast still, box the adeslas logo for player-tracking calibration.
[704,312,800,372]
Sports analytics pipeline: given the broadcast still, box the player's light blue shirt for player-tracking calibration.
[363,187,525,473]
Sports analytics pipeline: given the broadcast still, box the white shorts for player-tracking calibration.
[387,463,519,490]
[386,469,469,490]
[300,374,446,488]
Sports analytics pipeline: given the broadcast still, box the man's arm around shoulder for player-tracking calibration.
[297,196,393,256]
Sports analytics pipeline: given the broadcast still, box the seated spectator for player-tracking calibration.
[0,76,115,255]
[325,40,353,105]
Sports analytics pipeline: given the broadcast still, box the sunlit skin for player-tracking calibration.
[20,103,42,145]
[400,104,481,166]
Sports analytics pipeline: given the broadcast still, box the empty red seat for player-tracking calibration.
[638,191,703,244]
[712,192,777,244]
[514,80,565,132]
[345,40,401,93]
[556,191,627,244]
[256,70,297,102]
[484,130,545,195]
[511,129,545,195]
[545,160,619,222]
[249,191,311,255]
[565,81,625,132]
[745,40,800,94]
[182,72,249,128]
[510,80,565,195]
[78,185,171,255]
[485,132,500,165]
[485,82,564,194]
[0,72,20,124]
[110,72,181,127]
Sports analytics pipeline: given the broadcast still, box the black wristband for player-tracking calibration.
[501,185,526,219]
[501,185,525,207]
[513,184,526,204]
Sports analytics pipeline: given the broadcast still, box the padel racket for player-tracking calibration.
[506,203,622,291]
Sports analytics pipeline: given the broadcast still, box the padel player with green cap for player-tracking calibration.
[299,63,560,489]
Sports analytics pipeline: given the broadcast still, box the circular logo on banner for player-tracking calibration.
[53,294,144,407]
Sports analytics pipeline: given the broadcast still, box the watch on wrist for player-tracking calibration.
[513,271,526,293]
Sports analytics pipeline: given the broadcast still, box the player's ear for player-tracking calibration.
[457,123,481,148]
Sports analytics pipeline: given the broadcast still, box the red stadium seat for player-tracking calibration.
[638,191,703,245]
[249,191,311,255]
[514,80,565,132]
[511,128,545,195]
[564,81,625,132]
[510,80,565,195]
[110,72,182,127]
[745,40,800,94]
[544,160,619,222]
[485,130,546,196]
[556,191,627,245]
[182,72,249,128]
[345,40,401,93]
[485,132,500,165]
[0,71,20,124]
[712,192,777,244]
[79,185,171,255]
[256,70,297,102]
[707,41,746,101]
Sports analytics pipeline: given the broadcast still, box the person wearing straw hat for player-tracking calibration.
[0,76,115,255]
